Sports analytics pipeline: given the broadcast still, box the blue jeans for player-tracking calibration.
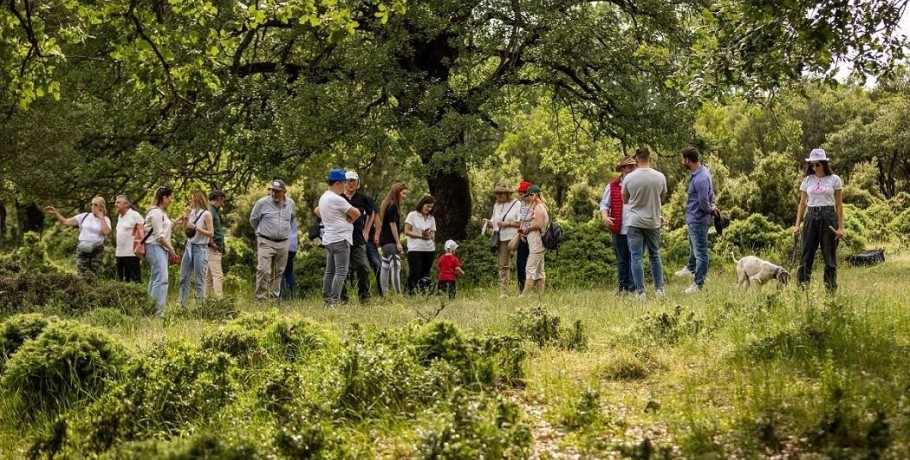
[179,243,208,305]
[366,242,381,287]
[281,250,297,299]
[612,233,633,292]
[146,244,169,313]
[627,226,664,294]
[685,223,710,287]
[323,241,351,304]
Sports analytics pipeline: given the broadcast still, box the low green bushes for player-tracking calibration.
[0,272,155,318]
[509,305,587,350]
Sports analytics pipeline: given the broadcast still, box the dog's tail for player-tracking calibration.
[730,251,740,264]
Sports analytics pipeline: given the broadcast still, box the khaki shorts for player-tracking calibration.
[526,251,546,280]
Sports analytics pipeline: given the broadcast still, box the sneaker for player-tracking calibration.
[635,292,647,301]
[500,293,508,299]
[674,267,695,278]
[655,289,665,299]
[684,284,701,294]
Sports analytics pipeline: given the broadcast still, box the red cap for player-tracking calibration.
[517,180,533,194]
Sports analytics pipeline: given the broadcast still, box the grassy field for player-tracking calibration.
[2,252,909,458]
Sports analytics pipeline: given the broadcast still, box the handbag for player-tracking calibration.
[507,233,521,252]
[77,241,98,255]
[184,210,204,239]
[133,222,152,259]
[490,201,518,254]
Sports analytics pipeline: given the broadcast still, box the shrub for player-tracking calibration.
[0,231,58,275]
[168,296,240,322]
[720,214,786,254]
[628,305,702,347]
[0,272,155,318]
[1,320,126,417]
[601,351,661,381]
[559,388,607,431]
[417,391,532,459]
[200,324,268,368]
[0,313,58,373]
[509,305,587,350]
[82,307,130,328]
[274,418,354,460]
[98,433,264,460]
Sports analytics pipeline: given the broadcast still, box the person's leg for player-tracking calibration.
[126,256,141,283]
[498,241,511,296]
[366,242,381,288]
[516,241,529,293]
[690,223,709,288]
[418,251,435,292]
[523,251,542,295]
[178,244,194,306]
[644,228,664,292]
[255,239,275,301]
[192,244,208,301]
[820,210,839,292]
[86,246,104,276]
[117,257,127,282]
[269,243,289,300]
[351,245,371,302]
[323,244,338,303]
[612,233,631,292]
[685,224,696,273]
[406,251,421,295]
[627,227,645,294]
[146,245,169,313]
[330,242,351,302]
[797,213,821,287]
[205,250,224,298]
[281,251,296,299]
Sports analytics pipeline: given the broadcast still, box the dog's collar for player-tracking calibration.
[773,266,782,278]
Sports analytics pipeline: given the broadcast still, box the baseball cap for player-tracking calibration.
[444,240,459,252]
[345,170,360,180]
[517,180,533,194]
[523,184,541,197]
[268,179,287,191]
[327,168,347,182]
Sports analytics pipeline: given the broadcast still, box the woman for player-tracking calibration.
[177,190,214,306]
[376,182,408,295]
[485,183,521,298]
[145,186,179,313]
[600,157,637,294]
[404,195,437,295]
[514,181,533,292]
[44,196,112,277]
[519,185,549,296]
[794,148,845,292]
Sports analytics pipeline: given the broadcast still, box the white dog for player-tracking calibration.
[732,254,790,289]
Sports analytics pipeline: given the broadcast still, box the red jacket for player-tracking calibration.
[608,177,624,234]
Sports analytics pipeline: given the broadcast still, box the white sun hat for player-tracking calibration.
[805,148,829,162]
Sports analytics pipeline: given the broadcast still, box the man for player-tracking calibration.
[204,189,226,299]
[114,194,144,283]
[280,220,298,299]
[600,157,637,295]
[249,179,296,302]
[317,168,361,305]
[340,170,375,304]
[675,146,716,293]
[622,147,668,300]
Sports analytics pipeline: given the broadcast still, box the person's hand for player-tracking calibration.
[92,207,104,218]
[362,229,370,241]
[659,216,667,227]
[396,243,403,253]
[43,205,57,214]
[794,226,802,237]
[517,227,524,235]
[830,226,845,240]
[374,236,380,245]
[601,215,614,227]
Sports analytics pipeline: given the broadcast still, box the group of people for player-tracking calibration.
[43,146,846,311]
[46,187,227,312]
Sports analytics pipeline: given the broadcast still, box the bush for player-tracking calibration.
[99,433,264,460]
[601,351,662,381]
[509,305,587,350]
[0,232,58,275]
[201,324,268,368]
[0,272,155,318]
[167,296,240,322]
[0,313,59,373]
[628,305,702,347]
[1,320,126,417]
[82,307,130,328]
[274,418,354,459]
[720,214,786,254]
[559,388,607,431]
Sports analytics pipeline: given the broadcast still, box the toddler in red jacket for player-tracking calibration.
[437,240,466,299]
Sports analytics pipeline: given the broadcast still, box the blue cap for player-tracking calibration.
[327,168,347,182]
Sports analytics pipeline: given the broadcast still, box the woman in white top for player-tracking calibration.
[519,185,550,296]
[144,186,178,312]
[794,148,845,292]
[44,196,112,277]
[404,195,437,295]
[484,183,521,298]
[177,190,214,306]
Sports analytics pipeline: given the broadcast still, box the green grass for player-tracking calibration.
[2,252,910,458]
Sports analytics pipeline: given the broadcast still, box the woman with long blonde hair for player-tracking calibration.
[375,182,408,295]
[144,186,178,312]
[44,195,112,277]
[518,185,549,296]
[177,189,215,306]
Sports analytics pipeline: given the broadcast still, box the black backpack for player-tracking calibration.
[541,218,564,250]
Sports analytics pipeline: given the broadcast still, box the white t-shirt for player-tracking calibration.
[319,191,354,245]
[490,200,521,241]
[144,207,173,246]
[800,174,843,207]
[186,208,211,245]
[623,167,667,229]
[115,209,144,256]
[405,211,437,252]
[75,212,111,245]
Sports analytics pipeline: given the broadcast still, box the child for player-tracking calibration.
[437,240,465,299]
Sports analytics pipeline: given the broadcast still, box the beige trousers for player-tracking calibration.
[204,249,224,299]
[498,240,512,294]
[255,238,288,301]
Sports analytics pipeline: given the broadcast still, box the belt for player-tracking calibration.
[257,234,288,243]
[808,206,835,212]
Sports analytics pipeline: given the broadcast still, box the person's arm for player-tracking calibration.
[249,200,261,230]
[100,216,112,237]
[363,209,375,241]
[527,205,545,232]
[313,206,321,218]
[425,217,436,240]
[44,206,78,226]
[600,184,614,226]
[345,205,361,223]
[833,189,845,239]
[695,178,713,216]
[622,188,630,204]
[794,191,808,236]
[404,222,419,238]
[189,211,214,238]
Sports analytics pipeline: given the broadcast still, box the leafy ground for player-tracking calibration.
[2,252,909,458]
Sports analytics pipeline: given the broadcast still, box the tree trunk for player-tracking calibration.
[426,169,472,243]
[15,201,45,235]
[0,201,6,240]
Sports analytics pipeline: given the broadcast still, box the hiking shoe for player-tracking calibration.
[674,267,695,278]
[635,292,647,301]
[683,284,701,294]
[655,289,665,299]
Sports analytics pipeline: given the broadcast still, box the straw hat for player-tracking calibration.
[615,156,636,172]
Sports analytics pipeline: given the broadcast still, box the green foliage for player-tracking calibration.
[417,391,532,459]
[560,183,600,222]
[509,305,587,350]
[629,305,702,347]
[0,232,57,274]
[720,213,788,254]
[0,272,155,318]
[559,389,607,432]
[601,351,662,381]
[274,418,354,460]
[1,320,125,417]
[81,307,130,328]
[545,219,616,289]
[168,296,240,322]
[0,313,58,373]
[98,433,264,460]
[888,208,910,247]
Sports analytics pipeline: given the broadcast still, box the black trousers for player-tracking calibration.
[342,245,372,302]
[438,280,457,299]
[116,256,141,283]
[797,207,838,291]
[406,250,435,295]
[516,241,529,292]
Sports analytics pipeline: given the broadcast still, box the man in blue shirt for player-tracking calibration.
[675,146,715,293]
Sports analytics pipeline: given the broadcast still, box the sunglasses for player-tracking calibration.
[811,162,825,167]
